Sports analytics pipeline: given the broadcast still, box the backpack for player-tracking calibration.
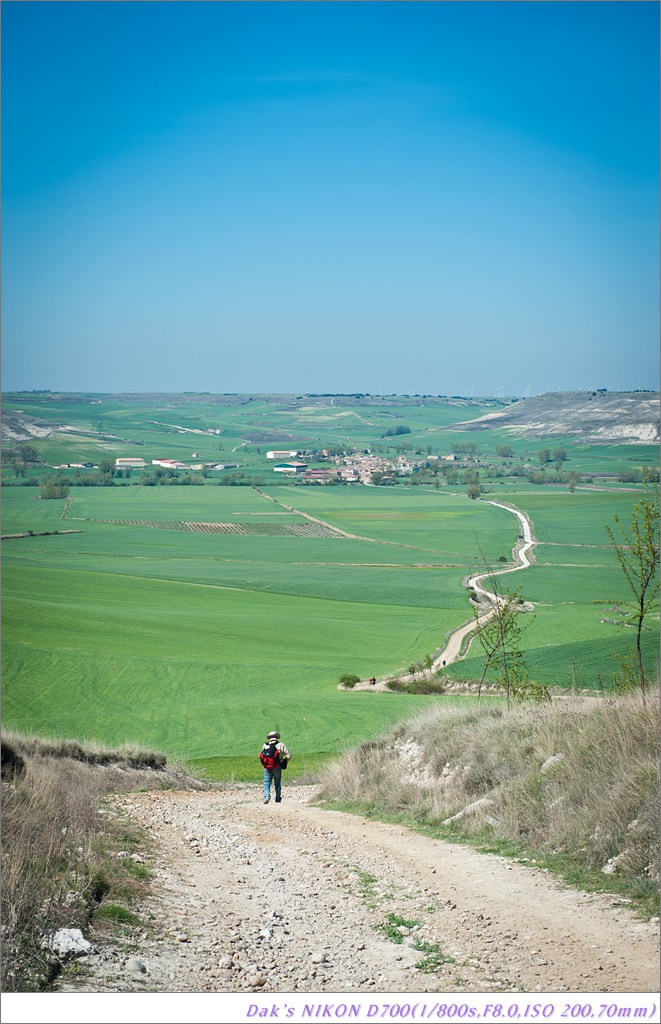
[260,742,281,771]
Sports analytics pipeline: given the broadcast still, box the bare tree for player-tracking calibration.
[472,574,544,706]
[606,476,659,699]
[473,603,502,703]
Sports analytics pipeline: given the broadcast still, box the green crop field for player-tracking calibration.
[2,483,514,774]
[2,393,658,777]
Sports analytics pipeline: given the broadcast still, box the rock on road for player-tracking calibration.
[56,784,660,996]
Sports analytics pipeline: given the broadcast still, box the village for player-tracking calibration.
[53,448,462,485]
[262,448,460,484]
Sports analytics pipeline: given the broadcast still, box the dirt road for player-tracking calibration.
[431,499,536,670]
[350,499,537,691]
[56,783,660,995]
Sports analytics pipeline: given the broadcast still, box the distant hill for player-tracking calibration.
[448,391,659,444]
[1,410,127,446]
[2,411,59,444]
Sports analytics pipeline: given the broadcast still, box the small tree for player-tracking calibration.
[465,468,481,500]
[40,478,69,499]
[472,579,540,706]
[605,477,659,698]
[19,444,39,463]
[10,456,26,478]
[473,604,503,702]
[452,441,478,456]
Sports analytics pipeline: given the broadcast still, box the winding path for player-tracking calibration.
[254,488,536,688]
[432,499,536,670]
[348,499,537,691]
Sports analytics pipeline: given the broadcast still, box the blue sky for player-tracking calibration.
[2,1,659,396]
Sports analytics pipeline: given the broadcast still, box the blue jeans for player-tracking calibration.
[263,767,282,802]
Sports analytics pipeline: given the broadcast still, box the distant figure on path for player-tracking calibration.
[259,730,291,804]
[369,676,376,686]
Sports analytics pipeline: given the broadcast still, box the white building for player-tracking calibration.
[273,461,307,474]
[266,450,298,459]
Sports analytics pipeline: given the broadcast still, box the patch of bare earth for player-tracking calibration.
[55,784,660,995]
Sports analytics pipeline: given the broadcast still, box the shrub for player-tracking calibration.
[1,732,204,991]
[385,678,446,695]
[407,678,446,695]
[381,424,411,438]
[385,678,408,692]
[39,478,68,499]
[339,673,361,688]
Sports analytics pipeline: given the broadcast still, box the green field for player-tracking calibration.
[2,484,512,770]
[3,394,658,775]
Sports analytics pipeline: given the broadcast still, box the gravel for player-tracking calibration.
[54,783,660,995]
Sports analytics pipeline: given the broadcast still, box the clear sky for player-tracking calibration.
[2,1,659,396]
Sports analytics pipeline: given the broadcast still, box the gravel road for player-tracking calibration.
[55,783,660,996]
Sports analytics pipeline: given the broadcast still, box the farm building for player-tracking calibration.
[152,459,186,469]
[266,449,298,459]
[115,457,146,469]
[273,461,307,475]
[301,468,341,483]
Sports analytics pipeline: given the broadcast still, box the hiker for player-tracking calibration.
[259,730,291,804]
[369,676,376,686]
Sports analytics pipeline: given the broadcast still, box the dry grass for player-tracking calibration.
[1,731,206,991]
[319,692,660,901]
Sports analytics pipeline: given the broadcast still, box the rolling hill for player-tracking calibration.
[448,391,659,444]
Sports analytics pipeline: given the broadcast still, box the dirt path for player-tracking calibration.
[254,487,360,539]
[350,500,536,692]
[431,499,536,670]
[56,784,659,995]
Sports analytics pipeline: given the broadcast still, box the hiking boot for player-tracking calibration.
[275,798,282,803]
[263,797,270,804]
